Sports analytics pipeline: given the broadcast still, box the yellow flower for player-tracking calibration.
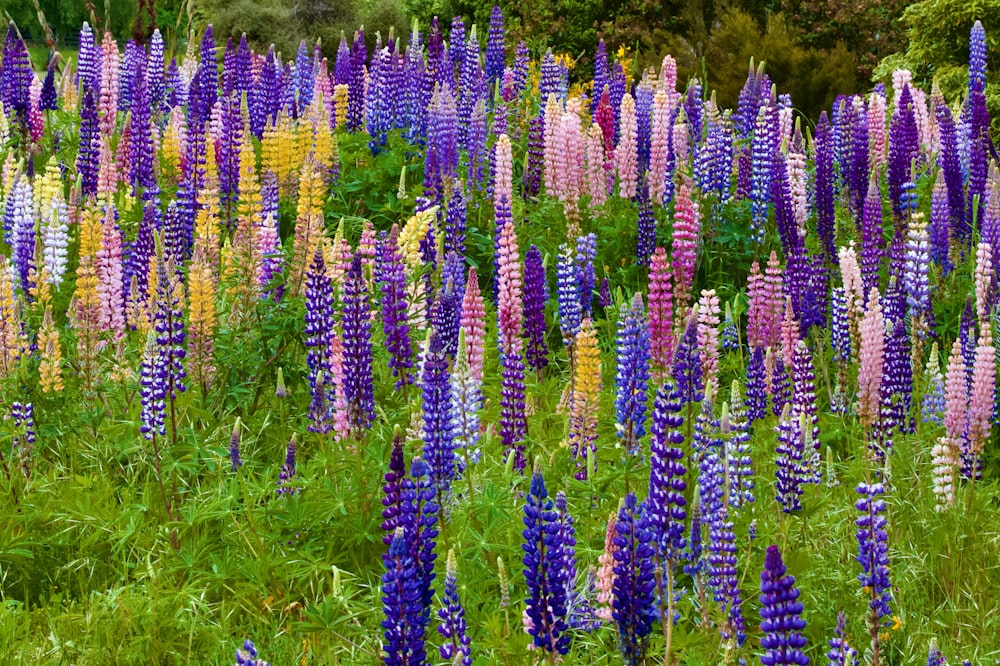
[891,615,902,631]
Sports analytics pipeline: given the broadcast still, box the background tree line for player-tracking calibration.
[3,0,998,121]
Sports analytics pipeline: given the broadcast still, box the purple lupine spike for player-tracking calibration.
[276,436,297,495]
[1,23,31,116]
[702,410,745,644]
[746,346,767,423]
[126,204,157,306]
[7,177,35,293]
[346,29,367,131]
[402,455,439,607]
[304,249,335,433]
[905,210,931,319]
[576,233,597,318]
[192,26,218,126]
[457,28,483,150]
[592,40,609,115]
[970,21,987,94]
[636,75,655,174]
[421,328,457,503]
[728,384,755,507]
[367,46,393,154]
[539,49,564,104]
[343,255,375,437]
[146,30,164,115]
[609,62,626,139]
[884,314,913,434]
[791,341,820,479]
[512,41,529,99]
[140,331,167,440]
[523,464,572,656]
[78,87,101,196]
[672,315,704,407]
[279,62,297,117]
[831,288,851,363]
[449,17,466,81]
[444,181,467,256]
[849,98,870,218]
[437,550,472,666]
[615,293,651,455]
[118,40,143,112]
[296,39,315,111]
[234,34,251,96]
[860,177,884,296]
[130,62,156,195]
[815,112,836,260]
[771,355,791,416]
[599,277,612,310]
[334,34,350,85]
[77,22,99,92]
[827,611,858,666]
[888,85,919,220]
[381,433,406,544]
[466,99,488,190]
[637,183,656,267]
[831,96,851,190]
[523,113,544,199]
[759,545,809,666]
[381,529,425,666]
[485,5,505,88]
[40,57,58,111]
[427,19,447,91]
[424,84,459,205]
[772,149,801,256]
[219,38,237,98]
[734,61,760,139]
[164,58,181,110]
[556,244,582,343]
[523,246,550,372]
[217,92,242,219]
[613,494,657,666]
[856,482,892,628]
[647,381,688,580]
[436,255,465,358]
[750,105,777,243]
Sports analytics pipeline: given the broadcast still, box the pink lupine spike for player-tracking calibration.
[967,336,995,464]
[649,247,675,380]
[944,338,968,447]
[697,288,721,385]
[586,124,607,209]
[868,91,887,171]
[974,242,993,330]
[461,267,486,383]
[671,116,688,166]
[497,216,523,344]
[764,251,784,349]
[616,93,638,199]
[780,296,799,370]
[98,32,119,137]
[856,288,885,429]
[329,333,351,443]
[557,104,585,219]
[671,181,699,312]
[747,261,765,349]
[95,205,125,339]
[542,94,561,198]
[648,91,671,206]
[494,133,513,206]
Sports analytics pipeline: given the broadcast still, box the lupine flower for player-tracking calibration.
[965,336,995,477]
[671,182,700,311]
[276,435,297,495]
[721,303,739,352]
[751,105,777,243]
[452,330,483,469]
[856,481,892,654]
[775,405,810,512]
[672,313,704,407]
[612,494,656,666]
[746,346,768,423]
[569,318,601,479]
[791,341,820,480]
[421,329,457,504]
[599,276,612,310]
[343,255,375,437]
[649,248,675,378]
[576,233,597,318]
[234,639,269,666]
[522,464,572,656]
[596,512,618,622]
[771,353,791,417]
[617,93,639,198]
[523,246,549,372]
[857,289,885,430]
[759,545,809,666]
[496,200,527,469]
[827,611,858,666]
[727,381,755,508]
[557,244,582,343]
[615,293,651,455]
[438,550,472,665]
[229,418,243,472]
[815,112,836,260]
[697,289,721,385]
[460,268,486,383]
[304,248,335,432]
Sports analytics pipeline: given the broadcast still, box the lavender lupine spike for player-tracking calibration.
[556,244,582,343]
[452,331,482,468]
[523,246,549,372]
[750,105,777,243]
[827,611,858,666]
[615,293,651,455]
[728,382,755,508]
[759,545,809,666]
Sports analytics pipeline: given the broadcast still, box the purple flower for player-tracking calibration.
[522,465,572,655]
[615,293,651,454]
[759,545,809,666]
[855,482,892,624]
[437,550,472,665]
[612,493,656,666]
[304,248,335,432]
[485,5,505,87]
[556,244,582,343]
[382,528,428,666]
[343,255,375,437]
[229,420,242,472]
[672,315,704,406]
[826,611,858,666]
[1,24,31,116]
[523,246,549,371]
[815,112,835,260]
[647,381,687,565]
[277,435,297,495]
[576,233,597,318]
[746,346,768,423]
[421,329,457,503]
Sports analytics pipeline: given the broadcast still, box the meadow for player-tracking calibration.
[1,10,999,665]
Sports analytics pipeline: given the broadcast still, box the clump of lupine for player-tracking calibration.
[0,12,996,664]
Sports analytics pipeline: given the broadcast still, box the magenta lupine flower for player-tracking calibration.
[671,182,699,308]
[523,246,550,372]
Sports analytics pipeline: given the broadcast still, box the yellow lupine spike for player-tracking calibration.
[333,84,349,129]
[398,206,440,271]
[38,305,63,394]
